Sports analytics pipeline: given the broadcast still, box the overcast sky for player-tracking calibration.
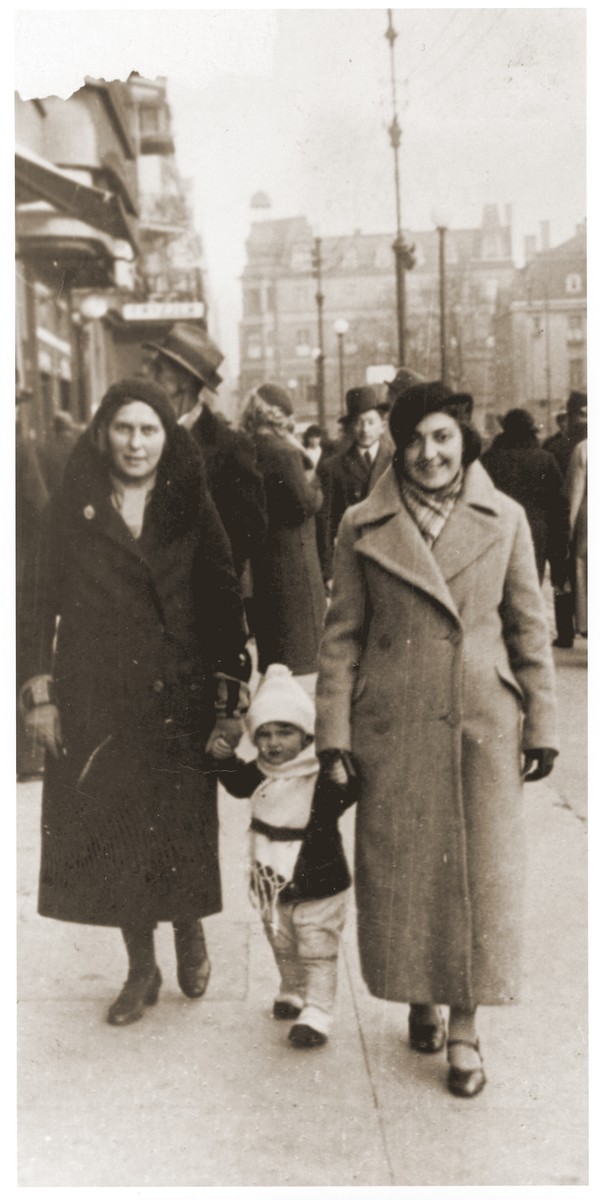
[14,4,587,376]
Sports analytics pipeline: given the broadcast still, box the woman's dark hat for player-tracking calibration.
[256,382,295,416]
[339,385,390,426]
[92,377,177,438]
[388,380,475,449]
[144,323,224,392]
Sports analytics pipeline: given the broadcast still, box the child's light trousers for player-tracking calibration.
[262,890,347,1036]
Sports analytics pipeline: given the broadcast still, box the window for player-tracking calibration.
[245,289,262,318]
[291,246,311,272]
[139,105,160,134]
[569,358,585,390]
[246,335,262,361]
[296,330,311,357]
[567,315,585,343]
[565,273,582,294]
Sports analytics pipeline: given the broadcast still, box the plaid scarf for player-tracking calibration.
[399,468,464,547]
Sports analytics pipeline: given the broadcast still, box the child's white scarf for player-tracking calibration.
[249,744,319,927]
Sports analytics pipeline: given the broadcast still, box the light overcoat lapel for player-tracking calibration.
[353,461,502,624]
[431,461,502,582]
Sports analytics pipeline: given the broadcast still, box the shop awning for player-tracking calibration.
[15,145,138,250]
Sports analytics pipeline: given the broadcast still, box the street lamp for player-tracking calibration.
[312,236,326,427]
[311,347,324,420]
[432,208,450,385]
[385,10,415,366]
[333,319,349,415]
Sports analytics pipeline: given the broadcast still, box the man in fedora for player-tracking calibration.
[144,323,267,584]
[318,385,393,582]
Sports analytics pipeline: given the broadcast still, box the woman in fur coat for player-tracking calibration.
[18,377,250,1026]
[239,383,326,678]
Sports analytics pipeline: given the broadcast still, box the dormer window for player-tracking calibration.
[565,273,582,294]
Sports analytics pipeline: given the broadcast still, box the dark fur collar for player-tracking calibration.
[60,425,211,542]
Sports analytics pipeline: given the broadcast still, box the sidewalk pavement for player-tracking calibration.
[17,644,587,1186]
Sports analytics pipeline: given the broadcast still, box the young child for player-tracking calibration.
[210,663,356,1048]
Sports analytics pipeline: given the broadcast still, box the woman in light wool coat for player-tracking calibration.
[315,382,559,1099]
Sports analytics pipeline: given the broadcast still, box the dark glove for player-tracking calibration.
[522,748,558,782]
[214,672,251,719]
[318,748,357,787]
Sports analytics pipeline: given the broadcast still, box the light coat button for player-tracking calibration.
[153,679,165,693]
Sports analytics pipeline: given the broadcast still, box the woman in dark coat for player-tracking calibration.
[316,382,558,1098]
[481,407,568,584]
[239,383,327,678]
[18,378,250,1026]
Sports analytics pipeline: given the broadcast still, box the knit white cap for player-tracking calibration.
[246,664,315,739]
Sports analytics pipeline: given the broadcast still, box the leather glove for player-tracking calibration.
[318,748,357,787]
[23,703,64,759]
[522,748,558,782]
[214,673,250,719]
[205,716,244,758]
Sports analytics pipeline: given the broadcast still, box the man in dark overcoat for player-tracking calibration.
[144,323,267,583]
[317,386,393,581]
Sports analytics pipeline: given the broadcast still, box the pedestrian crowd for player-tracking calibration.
[16,323,586,1101]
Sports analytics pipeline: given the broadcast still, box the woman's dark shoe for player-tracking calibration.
[107,967,162,1026]
[273,1000,302,1020]
[288,1023,327,1048]
[447,1037,486,1098]
[173,920,211,999]
[408,1004,446,1053]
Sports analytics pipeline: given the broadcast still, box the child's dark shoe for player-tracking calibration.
[288,1022,328,1048]
[273,1000,302,1020]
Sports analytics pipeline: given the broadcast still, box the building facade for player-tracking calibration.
[238,204,515,434]
[493,223,587,436]
[16,74,209,439]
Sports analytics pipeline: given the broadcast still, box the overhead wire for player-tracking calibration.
[402,9,490,89]
[409,9,507,105]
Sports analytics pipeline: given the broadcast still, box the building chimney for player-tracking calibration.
[482,204,500,228]
[524,235,537,264]
[540,220,550,252]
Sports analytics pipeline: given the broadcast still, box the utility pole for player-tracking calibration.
[385,9,415,366]
[544,290,553,422]
[437,223,447,385]
[312,236,326,428]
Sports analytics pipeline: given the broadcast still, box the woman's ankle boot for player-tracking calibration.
[173,919,211,998]
[107,927,162,1026]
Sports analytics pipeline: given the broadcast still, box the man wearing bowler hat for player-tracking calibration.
[318,385,393,582]
[144,323,267,584]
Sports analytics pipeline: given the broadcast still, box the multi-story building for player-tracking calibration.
[494,223,587,436]
[16,79,139,435]
[15,73,209,437]
[238,201,514,433]
[105,74,208,382]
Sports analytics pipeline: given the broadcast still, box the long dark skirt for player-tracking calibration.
[38,736,221,928]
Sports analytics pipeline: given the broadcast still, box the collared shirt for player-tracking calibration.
[359,440,379,466]
[178,398,204,431]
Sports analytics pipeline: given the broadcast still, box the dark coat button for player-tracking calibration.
[379,634,393,650]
